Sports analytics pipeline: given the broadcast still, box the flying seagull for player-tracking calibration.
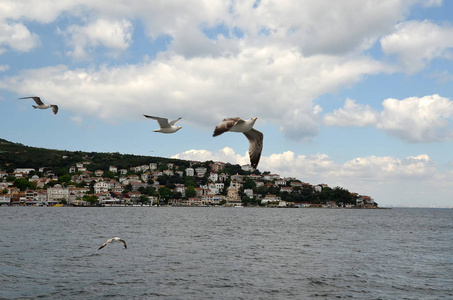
[213,117,263,169]
[98,237,127,250]
[144,115,182,133]
[19,96,58,115]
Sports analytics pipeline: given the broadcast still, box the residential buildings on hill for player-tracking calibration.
[0,158,375,208]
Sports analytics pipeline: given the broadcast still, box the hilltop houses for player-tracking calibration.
[0,155,373,208]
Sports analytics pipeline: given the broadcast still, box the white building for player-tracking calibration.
[47,185,69,204]
[14,168,35,174]
[209,172,218,182]
[244,188,254,198]
[186,168,194,177]
[241,164,254,172]
[94,181,110,194]
[195,167,207,177]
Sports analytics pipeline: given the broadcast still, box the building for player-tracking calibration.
[226,186,241,206]
[186,168,194,177]
[47,185,69,205]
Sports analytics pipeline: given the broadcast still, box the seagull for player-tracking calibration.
[98,237,127,250]
[213,117,263,169]
[18,96,58,115]
[144,115,182,134]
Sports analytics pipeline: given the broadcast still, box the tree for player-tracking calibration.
[243,178,256,190]
[157,186,172,204]
[83,195,98,205]
[185,186,196,198]
[139,195,150,206]
[13,178,36,191]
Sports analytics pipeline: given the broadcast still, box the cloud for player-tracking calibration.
[0,21,39,52]
[0,65,9,72]
[61,18,133,59]
[381,20,453,73]
[324,94,453,142]
[0,46,389,140]
[171,146,443,205]
[70,115,83,126]
[323,98,378,127]
[172,147,250,166]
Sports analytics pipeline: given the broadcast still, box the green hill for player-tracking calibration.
[0,138,190,175]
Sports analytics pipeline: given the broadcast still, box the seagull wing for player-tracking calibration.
[19,96,44,105]
[169,117,182,126]
[119,238,127,249]
[98,238,113,250]
[51,105,58,115]
[213,117,243,137]
[243,128,263,169]
[144,115,171,128]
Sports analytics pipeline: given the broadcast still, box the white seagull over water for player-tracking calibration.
[213,117,263,169]
[144,115,183,134]
[98,237,127,250]
[19,96,58,115]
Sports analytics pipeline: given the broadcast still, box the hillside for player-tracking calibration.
[0,138,374,207]
[0,138,191,175]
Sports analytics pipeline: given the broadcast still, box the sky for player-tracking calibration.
[1,0,453,207]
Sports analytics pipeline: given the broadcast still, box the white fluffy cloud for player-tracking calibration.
[172,147,444,206]
[0,21,39,53]
[61,19,133,59]
[0,47,389,139]
[381,20,453,73]
[324,94,453,142]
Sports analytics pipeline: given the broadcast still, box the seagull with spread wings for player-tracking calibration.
[98,237,127,250]
[213,117,263,169]
[144,115,183,133]
[19,96,58,115]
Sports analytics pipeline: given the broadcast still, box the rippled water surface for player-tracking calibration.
[1,207,452,299]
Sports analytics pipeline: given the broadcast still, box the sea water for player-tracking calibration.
[1,207,452,299]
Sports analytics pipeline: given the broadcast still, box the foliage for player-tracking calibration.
[13,178,36,191]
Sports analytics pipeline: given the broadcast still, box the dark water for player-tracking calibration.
[0,207,452,299]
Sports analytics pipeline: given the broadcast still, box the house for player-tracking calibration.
[261,194,281,205]
[163,169,174,176]
[149,163,158,170]
[94,181,110,194]
[14,168,35,174]
[280,187,293,193]
[186,168,194,177]
[218,173,228,182]
[201,194,224,205]
[275,179,287,186]
[109,166,118,173]
[47,185,69,205]
[195,167,207,177]
[210,162,225,172]
[241,164,254,172]
[0,193,11,205]
[174,184,186,197]
[69,166,76,173]
[120,169,128,175]
[262,173,280,181]
[95,170,104,177]
[231,174,244,181]
[141,172,150,182]
[244,188,254,198]
[226,186,241,206]
[209,172,218,182]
